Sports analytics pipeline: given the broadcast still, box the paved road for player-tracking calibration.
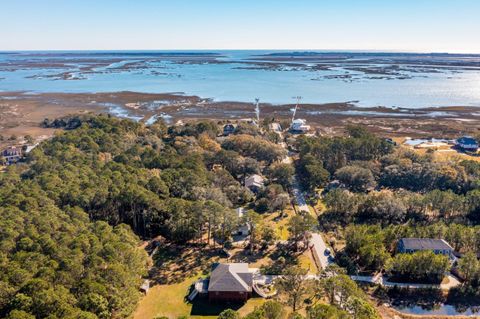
[310,233,331,270]
[273,124,332,270]
[284,154,332,270]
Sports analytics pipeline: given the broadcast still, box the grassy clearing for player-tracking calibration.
[134,245,269,319]
[135,203,309,319]
[134,276,197,319]
[228,246,276,269]
[433,149,480,163]
[134,278,266,319]
[262,206,295,241]
[313,200,326,216]
[401,143,480,163]
[298,251,318,275]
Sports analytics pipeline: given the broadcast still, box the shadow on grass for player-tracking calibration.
[151,243,219,285]
[190,298,246,316]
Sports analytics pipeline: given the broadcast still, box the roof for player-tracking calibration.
[236,207,245,218]
[245,174,264,188]
[25,144,38,153]
[399,238,453,251]
[457,136,478,145]
[140,280,150,292]
[208,263,253,292]
[291,119,310,132]
[2,146,21,156]
[292,119,306,124]
[224,124,236,130]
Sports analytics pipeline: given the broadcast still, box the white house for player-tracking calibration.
[245,174,264,193]
[290,119,311,133]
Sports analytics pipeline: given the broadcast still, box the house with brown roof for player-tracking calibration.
[208,263,254,302]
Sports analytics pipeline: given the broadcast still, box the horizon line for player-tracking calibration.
[1,48,480,55]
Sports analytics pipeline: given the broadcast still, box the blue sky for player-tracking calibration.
[1,0,479,52]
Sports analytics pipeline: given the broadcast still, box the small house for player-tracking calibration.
[245,174,264,193]
[140,280,150,294]
[223,124,237,136]
[1,146,22,165]
[208,263,254,302]
[397,238,454,259]
[456,136,479,152]
[235,208,250,236]
[290,119,310,134]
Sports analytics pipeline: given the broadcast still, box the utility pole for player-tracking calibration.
[255,98,260,126]
[291,96,302,123]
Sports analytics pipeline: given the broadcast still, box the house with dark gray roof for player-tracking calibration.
[1,146,22,165]
[208,263,254,302]
[397,238,454,258]
[223,124,237,136]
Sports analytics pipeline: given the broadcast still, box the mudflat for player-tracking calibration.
[1,91,479,148]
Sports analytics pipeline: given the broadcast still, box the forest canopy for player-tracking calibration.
[0,115,292,318]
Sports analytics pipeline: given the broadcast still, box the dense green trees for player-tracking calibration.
[0,172,147,318]
[334,166,376,193]
[222,134,286,164]
[295,126,392,194]
[267,163,294,189]
[298,127,480,224]
[314,266,380,319]
[288,212,317,251]
[340,222,480,283]
[344,225,391,273]
[296,126,393,175]
[322,187,479,227]
[296,154,330,192]
[4,115,295,318]
[255,184,290,214]
[457,252,480,286]
[387,251,450,283]
[356,191,407,224]
[242,300,284,319]
[21,116,247,245]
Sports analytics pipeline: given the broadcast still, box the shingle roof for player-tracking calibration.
[208,263,253,292]
[400,238,453,251]
[457,136,478,145]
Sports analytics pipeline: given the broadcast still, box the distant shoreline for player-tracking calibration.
[1,90,479,149]
[1,50,480,108]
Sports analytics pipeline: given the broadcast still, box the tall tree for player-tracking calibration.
[288,212,317,251]
[275,266,311,312]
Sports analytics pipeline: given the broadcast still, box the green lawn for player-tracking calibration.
[134,275,198,319]
[134,204,307,319]
[134,245,267,319]
[134,275,266,319]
